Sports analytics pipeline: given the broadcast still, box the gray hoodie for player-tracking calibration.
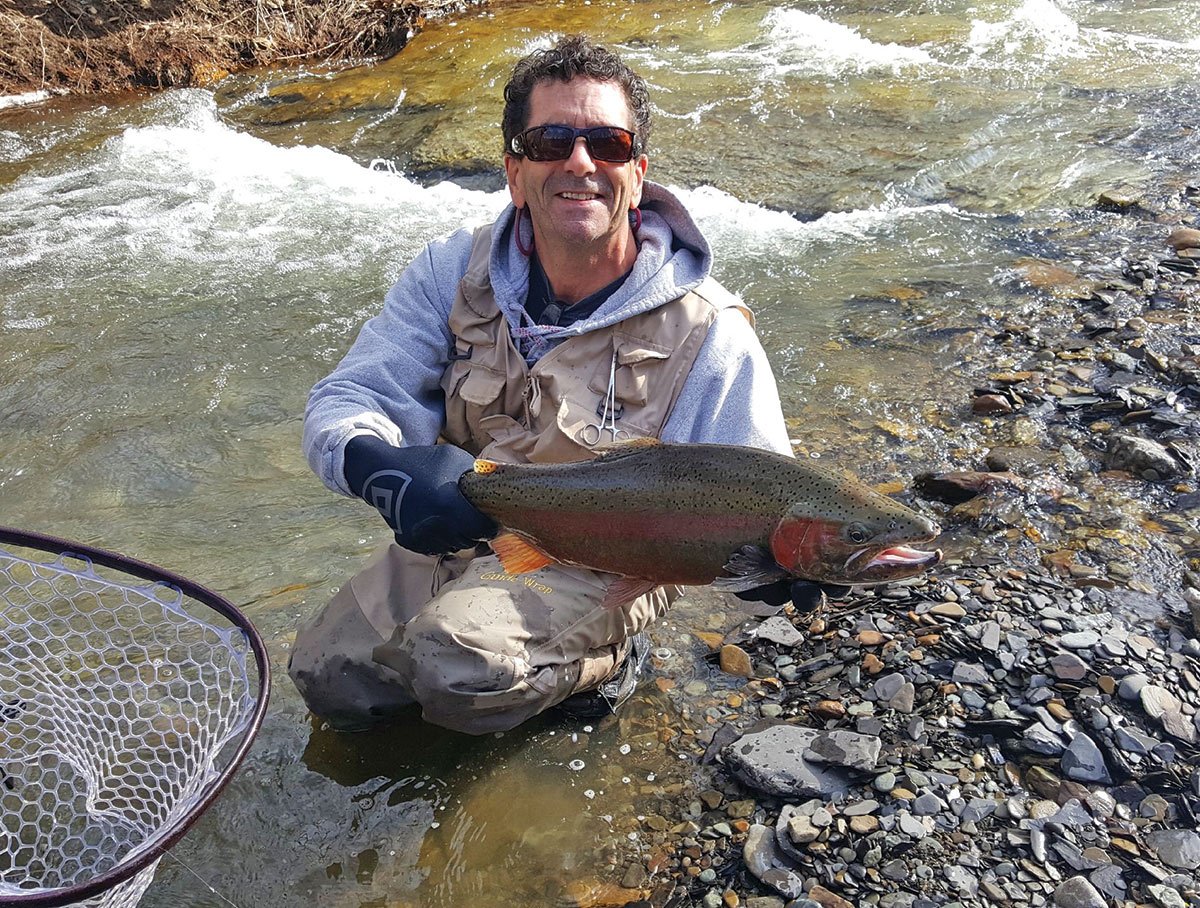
[304,181,791,495]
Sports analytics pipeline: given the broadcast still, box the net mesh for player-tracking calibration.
[0,545,259,907]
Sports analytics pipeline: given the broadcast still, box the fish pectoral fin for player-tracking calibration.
[490,532,555,574]
[711,545,791,593]
[601,577,659,610]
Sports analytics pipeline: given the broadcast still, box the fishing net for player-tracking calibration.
[0,527,269,908]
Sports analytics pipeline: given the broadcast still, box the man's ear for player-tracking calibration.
[629,154,648,209]
[504,153,526,209]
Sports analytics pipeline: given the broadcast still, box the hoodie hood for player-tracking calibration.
[486,181,713,359]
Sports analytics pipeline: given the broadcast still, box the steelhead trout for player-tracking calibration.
[459,439,942,609]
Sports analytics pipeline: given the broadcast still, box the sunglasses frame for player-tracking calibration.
[509,124,642,164]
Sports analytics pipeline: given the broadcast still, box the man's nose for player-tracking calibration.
[563,137,597,174]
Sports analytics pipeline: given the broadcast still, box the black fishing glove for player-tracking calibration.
[343,435,497,556]
[735,579,851,612]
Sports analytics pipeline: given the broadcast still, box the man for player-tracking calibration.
[289,35,794,735]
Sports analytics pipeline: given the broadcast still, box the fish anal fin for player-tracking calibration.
[490,532,554,575]
[712,544,791,593]
[601,577,659,610]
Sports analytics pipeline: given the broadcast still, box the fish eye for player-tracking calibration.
[845,523,871,545]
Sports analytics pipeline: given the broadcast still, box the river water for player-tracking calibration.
[1,0,1198,905]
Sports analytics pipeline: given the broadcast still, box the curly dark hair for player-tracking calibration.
[502,35,651,158]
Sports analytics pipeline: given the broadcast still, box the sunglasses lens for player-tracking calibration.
[518,126,637,163]
[587,128,635,163]
[523,126,575,161]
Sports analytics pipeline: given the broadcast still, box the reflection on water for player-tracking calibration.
[2,0,1199,903]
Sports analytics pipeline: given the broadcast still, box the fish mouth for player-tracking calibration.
[845,544,943,582]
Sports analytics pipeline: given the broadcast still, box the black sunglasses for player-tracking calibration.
[509,125,641,163]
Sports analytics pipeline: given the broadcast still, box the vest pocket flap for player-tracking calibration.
[456,367,508,406]
[613,332,672,365]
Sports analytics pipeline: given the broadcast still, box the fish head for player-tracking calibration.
[770,476,942,585]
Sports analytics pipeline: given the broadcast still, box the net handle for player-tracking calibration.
[0,525,272,908]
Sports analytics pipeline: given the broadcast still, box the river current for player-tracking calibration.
[1,0,1198,904]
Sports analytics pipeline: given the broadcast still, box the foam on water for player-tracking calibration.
[674,184,963,253]
[968,0,1085,60]
[0,90,506,276]
[968,0,1200,67]
[713,9,934,79]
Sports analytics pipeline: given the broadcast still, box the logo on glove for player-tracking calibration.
[362,470,413,529]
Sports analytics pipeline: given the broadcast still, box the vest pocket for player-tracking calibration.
[443,363,510,454]
[593,334,672,407]
[455,365,508,406]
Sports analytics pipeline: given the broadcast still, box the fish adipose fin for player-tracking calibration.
[601,577,659,610]
[712,545,791,593]
[490,532,554,574]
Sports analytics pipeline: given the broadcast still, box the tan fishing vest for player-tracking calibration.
[440,224,753,464]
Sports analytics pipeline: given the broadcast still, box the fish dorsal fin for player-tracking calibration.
[490,532,554,575]
[592,436,661,462]
[473,458,501,475]
[712,545,791,593]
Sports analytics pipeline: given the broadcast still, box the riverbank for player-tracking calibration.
[0,0,474,96]
[574,181,1200,908]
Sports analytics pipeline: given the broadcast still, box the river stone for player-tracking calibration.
[756,617,804,647]
[1149,884,1187,908]
[1167,227,1200,250]
[874,672,906,700]
[720,644,755,678]
[743,823,804,899]
[1118,673,1148,700]
[808,885,854,908]
[1105,434,1183,479]
[1051,652,1088,680]
[1061,733,1111,783]
[1145,830,1200,870]
[1055,875,1107,908]
[723,726,880,798]
[1141,684,1181,720]
[1060,631,1100,649]
[1161,707,1197,743]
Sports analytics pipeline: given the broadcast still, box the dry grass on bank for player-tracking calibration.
[0,0,470,96]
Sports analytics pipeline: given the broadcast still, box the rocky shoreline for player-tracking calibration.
[559,183,1200,908]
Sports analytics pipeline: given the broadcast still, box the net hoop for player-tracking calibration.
[0,526,271,908]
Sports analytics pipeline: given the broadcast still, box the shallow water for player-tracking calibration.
[1,0,1199,904]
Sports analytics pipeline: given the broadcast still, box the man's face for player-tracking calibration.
[504,78,648,257]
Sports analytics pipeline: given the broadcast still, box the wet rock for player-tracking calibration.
[914,470,1023,503]
[755,617,804,648]
[972,393,1013,415]
[807,884,854,908]
[742,823,804,900]
[1096,187,1143,212]
[1166,227,1200,251]
[720,644,755,678]
[1104,434,1184,480]
[724,727,880,798]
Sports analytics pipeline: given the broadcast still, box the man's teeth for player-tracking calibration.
[560,192,598,200]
